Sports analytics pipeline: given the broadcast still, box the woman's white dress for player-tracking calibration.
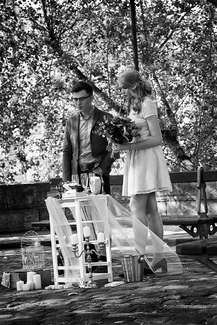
[122,97,172,197]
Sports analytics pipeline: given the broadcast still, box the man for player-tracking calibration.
[62,81,115,194]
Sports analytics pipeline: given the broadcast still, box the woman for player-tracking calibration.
[114,69,172,273]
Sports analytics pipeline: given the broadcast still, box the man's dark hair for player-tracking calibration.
[72,81,93,95]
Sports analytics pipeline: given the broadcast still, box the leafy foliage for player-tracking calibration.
[0,0,217,182]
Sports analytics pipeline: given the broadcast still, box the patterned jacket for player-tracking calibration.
[62,107,115,182]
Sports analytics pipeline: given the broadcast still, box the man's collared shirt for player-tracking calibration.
[79,108,99,172]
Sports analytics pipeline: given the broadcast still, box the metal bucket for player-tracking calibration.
[121,254,144,282]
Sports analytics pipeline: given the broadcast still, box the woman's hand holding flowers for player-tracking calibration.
[113,142,130,153]
[94,115,141,157]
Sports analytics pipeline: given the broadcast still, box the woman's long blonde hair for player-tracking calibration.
[126,79,152,114]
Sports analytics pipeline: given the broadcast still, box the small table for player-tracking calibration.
[47,194,113,286]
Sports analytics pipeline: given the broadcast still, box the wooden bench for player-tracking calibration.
[32,220,50,230]
[176,237,217,272]
[32,167,217,239]
[111,168,217,273]
[162,168,217,239]
[110,167,217,239]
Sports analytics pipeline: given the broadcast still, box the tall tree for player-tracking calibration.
[0,0,216,182]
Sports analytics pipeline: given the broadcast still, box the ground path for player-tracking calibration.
[1,228,217,324]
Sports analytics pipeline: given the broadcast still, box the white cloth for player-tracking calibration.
[46,195,183,283]
[123,97,172,196]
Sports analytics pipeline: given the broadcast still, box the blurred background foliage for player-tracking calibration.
[0,0,217,182]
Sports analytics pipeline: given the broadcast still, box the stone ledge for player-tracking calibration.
[176,238,217,256]
[6,182,50,210]
[0,209,39,234]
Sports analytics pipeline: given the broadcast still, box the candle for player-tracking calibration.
[33,274,42,290]
[27,281,34,290]
[27,271,36,283]
[23,283,30,291]
[70,234,78,245]
[16,280,24,291]
[83,226,90,237]
[97,232,105,243]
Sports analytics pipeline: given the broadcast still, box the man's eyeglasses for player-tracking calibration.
[72,95,92,102]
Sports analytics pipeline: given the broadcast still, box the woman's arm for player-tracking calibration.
[114,115,162,152]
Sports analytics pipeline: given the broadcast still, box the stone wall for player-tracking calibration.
[157,182,217,216]
[0,182,50,234]
[110,177,217,216]
[0,175,217,234]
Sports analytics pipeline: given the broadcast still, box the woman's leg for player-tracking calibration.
[129,193,166,272]
[129,194,149,225]
[129,194,149,252]
[146,192,163,240]
[146,192,165,267]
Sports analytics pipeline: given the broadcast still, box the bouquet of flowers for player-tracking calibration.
[94,115,141,155]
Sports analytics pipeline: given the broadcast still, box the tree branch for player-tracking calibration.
[158,13,187,50]
[152,70,177,130]
[152,70,191,162]
[0,22,12,33]
[40,0,123,113]
[207,0,217,7]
